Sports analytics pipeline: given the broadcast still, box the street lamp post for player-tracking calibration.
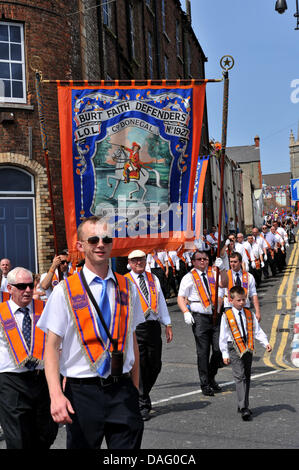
[275,0,299,29]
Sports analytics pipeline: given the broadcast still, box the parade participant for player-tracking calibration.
[270,225,284,272]
[243,235,264,288]
[40,251,71,298]
[262,225,277,277]
[218,252,261,322]
[126,250,173,421]
[146,249,169,298]
[38,216,144,450]
[166,250,179,297]
[122,142,142,183]
[206,226,220,262]
[0,258,11,292]
[273,221,288,267]
[177,251,228,396]
[235,233,250,271]
[219,286,272,421]
[0,267,57,448]
[176,245,188,285]
[252,227,269,279]
[195,228,212,265]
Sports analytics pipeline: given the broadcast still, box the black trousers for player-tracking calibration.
[0,371,58,449]
[151,267,169,298]
[136,321,162,412]
[191,313,222,388]
[65,375,143,449]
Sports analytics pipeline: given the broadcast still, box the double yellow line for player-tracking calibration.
[264,234,299,370]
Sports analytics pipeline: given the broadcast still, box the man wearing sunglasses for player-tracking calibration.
[38,216,145,449]
[40,251,70,299]
[0,267,57,448]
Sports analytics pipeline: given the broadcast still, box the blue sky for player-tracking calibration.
[187,0,299,176]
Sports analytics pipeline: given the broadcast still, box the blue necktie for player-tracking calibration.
[20,307,37,370]
[20,307,31,350]
[94,277,112,376]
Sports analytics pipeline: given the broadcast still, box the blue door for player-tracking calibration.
[0,198,36,272]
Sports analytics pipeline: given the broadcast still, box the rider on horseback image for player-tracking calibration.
[122,142,142,183]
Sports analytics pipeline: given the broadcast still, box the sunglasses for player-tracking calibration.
[60,260,68,265]
[10,282,34,290]
[194,258,209,261]
[82,235,113,245]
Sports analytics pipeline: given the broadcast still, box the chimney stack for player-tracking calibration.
[254,135,260,147]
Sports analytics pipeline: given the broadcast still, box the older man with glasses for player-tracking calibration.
[177,251,228,396]
[0,267,57,449]
[125,250,173,421]
[38,216,145,450]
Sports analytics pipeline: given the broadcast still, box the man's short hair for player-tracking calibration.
[77,216,110,241]
[229,285,245,298]
[7,267,33,285]
[229,251,242,262]
[191,250,208,261]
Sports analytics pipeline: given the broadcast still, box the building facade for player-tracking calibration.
[0,0,212,273]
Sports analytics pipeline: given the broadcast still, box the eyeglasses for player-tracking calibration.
[129,257,146,263]
[81,236,113,245]
[194,258,209,261]
[60,260,68,265]
[10,282,34,290]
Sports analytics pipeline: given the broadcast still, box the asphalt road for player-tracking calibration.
[2,239,299,456]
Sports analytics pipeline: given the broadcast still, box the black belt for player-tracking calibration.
[67,373,131,387]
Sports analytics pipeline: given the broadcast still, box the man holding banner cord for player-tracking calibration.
[177,251,228,396]
[38,215,145,450]
[126,249,173,422]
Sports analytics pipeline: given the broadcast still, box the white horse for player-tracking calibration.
[106,148,162,201]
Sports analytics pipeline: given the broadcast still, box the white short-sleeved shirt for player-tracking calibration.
[178,268,216,314]
[219,306,269,359]
[218,270,257,308]
[37,265,145,378]
[0,299,44,373]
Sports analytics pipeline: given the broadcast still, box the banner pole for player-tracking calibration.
[35,71,60,266]
[213,56,234,325]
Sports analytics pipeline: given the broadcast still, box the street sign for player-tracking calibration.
[291,179,299,201]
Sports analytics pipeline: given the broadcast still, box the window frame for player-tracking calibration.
[0,166,34,195]
[0,21,26,104]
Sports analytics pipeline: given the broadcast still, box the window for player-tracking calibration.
[162,0,166,33]
[0,167,33,194]
[0,22,26,103]
[128,4,136,60]
[164,55,169,79]
[102,0,112,27]
[176,20,181,57]
[148,32,153,78]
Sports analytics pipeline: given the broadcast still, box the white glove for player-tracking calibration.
[261,261,264,268]
[264,254,267,261]
[286,242,289,248]
[214,257,225,271]
[281,246,285,253]
[251,261,256,269]
[184,311,194,325]
[225,239,231,246]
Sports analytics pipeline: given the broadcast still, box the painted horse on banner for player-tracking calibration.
[107,147,161,201]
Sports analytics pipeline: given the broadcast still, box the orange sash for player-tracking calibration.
[0,292,10,303]
[190,267,215,307]
[225,308,254,357]
[0,300,46,367]
[153,254,165,271]
[125,271,158,317]
[167,253,176,274]
[64,272,133,372]
[227,270,248,301]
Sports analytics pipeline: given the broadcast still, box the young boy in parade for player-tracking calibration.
[219,286,272,421]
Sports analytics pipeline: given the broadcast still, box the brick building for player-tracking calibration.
[0,0,210,273]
